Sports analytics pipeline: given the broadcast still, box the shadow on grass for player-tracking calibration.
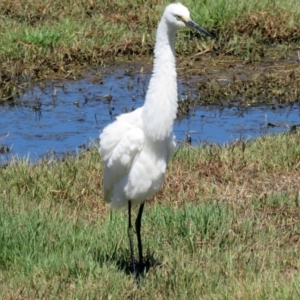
[93,247,161,279]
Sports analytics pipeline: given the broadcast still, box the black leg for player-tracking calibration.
[135,202,145,267]
[128,200,136,275]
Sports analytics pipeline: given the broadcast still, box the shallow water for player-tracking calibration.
[0,65,299,163]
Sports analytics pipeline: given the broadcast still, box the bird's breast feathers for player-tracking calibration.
[99,109,175,207]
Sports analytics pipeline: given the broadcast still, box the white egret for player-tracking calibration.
[99,2,212,277]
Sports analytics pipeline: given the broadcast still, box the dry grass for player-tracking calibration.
[1,133,300,298]
[156,134,300,204]
[2,130,299,218]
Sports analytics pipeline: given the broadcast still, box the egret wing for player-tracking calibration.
[99,118,145,203]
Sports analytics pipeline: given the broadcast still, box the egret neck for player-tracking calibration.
[142,18,178,141]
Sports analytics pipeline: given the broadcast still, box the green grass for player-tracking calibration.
[1,133,300,298]
[1,2,300,296]
[1,0,300,100]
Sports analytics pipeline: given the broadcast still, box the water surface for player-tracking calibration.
[0,65,299,163]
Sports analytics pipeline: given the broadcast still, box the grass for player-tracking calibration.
[1,133,300,298]
[1,0,300,100]
[1,1,300,296]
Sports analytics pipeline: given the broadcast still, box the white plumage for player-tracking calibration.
[99,2,212,277]
[100,107,175,209]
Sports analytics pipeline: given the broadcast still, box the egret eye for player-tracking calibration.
[174,14,182,21]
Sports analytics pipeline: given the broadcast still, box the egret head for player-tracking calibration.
[163,2,213,38]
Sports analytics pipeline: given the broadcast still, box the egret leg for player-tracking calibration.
[135,203,145,267]
[128,200,136,275]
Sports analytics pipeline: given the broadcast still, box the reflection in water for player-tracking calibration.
[0,66,299,162]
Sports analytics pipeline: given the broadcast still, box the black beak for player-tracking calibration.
[184,19,214,38]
